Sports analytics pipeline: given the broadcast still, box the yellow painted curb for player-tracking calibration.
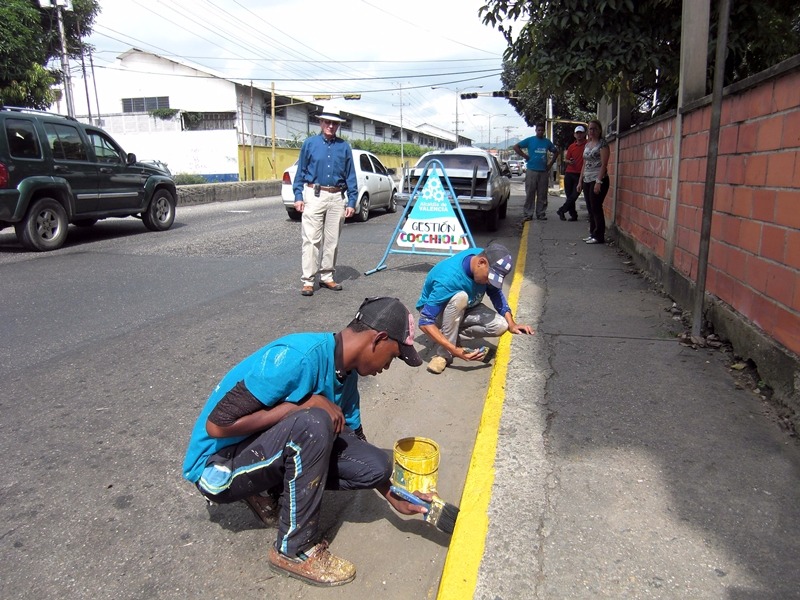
[436,225,530,599]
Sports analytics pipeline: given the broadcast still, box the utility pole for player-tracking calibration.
[431,85,482,147]
[40,0,75,117]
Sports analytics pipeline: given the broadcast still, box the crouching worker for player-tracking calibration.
[417,242,534,374]
[182,297,426,587]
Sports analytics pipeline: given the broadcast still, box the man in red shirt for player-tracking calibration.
[557,125,587,221]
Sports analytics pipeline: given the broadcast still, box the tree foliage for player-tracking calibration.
[500,60,595,151]
[480,0,800,124]
[0,0,100,109]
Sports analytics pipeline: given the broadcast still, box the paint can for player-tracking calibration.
[393,437,440,493]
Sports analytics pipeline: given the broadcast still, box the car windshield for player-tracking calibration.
[416,154,489,173]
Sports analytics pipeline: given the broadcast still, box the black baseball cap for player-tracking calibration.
[354,297,423,367]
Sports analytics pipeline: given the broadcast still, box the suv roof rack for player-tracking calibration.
[0,105,77,121]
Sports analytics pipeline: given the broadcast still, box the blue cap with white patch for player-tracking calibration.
[485,243,513,288]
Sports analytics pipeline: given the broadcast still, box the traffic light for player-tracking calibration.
[492,90,519,98]
[460,92,479,99]
[343,94,361,100]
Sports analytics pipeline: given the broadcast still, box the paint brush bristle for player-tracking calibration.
[426,495,459,534]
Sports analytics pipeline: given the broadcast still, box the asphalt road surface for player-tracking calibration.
[0,186,528,600]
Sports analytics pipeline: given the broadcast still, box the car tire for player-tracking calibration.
[499,199,508,220]
[484,206,499,231]
[16,197,69,251]
[142,189,176,231]
[286,208,301,221]
[386,191,397,213]
[355,194,370,222]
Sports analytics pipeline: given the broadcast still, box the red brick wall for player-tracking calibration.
[612,66,800,356]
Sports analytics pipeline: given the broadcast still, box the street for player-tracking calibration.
[0,186,528,600]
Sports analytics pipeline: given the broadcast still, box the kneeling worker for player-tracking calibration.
[182,297,428,587]
[417,243,534,374]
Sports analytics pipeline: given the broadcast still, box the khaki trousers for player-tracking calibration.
[300,188,346,286]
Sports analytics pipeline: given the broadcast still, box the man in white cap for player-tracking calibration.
[415,242,534,374]
[556,124,587,221]
[292,105,358,296]
[183,297,427,587]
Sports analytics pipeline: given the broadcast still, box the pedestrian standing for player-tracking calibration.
[513,122,559,221]
[182,297,427,587]
[578,119,611,244]
[292,106,358,296]
[556,125,587,221]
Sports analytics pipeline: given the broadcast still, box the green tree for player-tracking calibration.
[0,0,99,109]
[480,0,800,123]
[500,61,595,151]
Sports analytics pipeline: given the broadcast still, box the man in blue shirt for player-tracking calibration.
[416,243,534,374]
[182,297,426,587]
[513,122,559,221]
[292,106,359,296]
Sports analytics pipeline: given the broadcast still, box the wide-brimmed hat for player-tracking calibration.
[317,105,346,123]
[354,297,422,367]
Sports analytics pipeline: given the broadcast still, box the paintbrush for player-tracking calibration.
[390,485,459,534]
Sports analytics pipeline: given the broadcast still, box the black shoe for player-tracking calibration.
[557,211,566,221]
[568,216,578,221]
[536,215,547,220]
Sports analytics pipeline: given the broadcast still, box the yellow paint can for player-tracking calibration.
[393,437,440,493]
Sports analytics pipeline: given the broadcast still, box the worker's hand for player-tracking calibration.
[387,489,434,516]
[509,323,534,335]
[294,200,304,213]
[302,394,344,434]
[344,206,355,218]
[455,347,487,362]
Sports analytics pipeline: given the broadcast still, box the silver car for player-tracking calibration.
[398,147,511,231]
[281,149,398,222]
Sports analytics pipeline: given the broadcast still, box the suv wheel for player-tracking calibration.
[355,194,370,222]
[142,189,176,231]
[16,197,69,251]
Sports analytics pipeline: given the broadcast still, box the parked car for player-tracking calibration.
[0,106,176,251]
[508,159,524,176]
[281,149,398,222]
[397,147,511,231]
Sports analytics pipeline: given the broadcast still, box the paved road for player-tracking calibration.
[0,188,528,600]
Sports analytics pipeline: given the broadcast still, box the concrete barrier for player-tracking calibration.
[176,180,282,206]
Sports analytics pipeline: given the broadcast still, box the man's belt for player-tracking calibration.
[306,183,344,193]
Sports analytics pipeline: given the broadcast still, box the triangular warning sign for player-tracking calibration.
[397,169,469,250]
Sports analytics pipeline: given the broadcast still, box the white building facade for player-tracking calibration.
[52,49,466,181]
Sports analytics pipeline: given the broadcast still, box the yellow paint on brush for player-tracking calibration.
[436,224,530,600]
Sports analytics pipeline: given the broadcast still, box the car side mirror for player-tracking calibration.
[387,168,396,176]
[126,152,137,165]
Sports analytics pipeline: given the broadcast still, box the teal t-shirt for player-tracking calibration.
[182,332,360,483]
[518,136,557,171]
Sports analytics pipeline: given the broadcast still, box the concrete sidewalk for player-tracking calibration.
[443,193,800,599]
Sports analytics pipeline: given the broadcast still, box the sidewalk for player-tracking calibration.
[442,193,800,599]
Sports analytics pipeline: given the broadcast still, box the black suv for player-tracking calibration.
[0,106,177,251]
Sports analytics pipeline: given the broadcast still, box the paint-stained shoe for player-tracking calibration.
[427,356,447,375]
[301,286,314,296]
[242,493,279,527]
[269,541,356,587]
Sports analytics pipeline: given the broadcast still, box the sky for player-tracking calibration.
[82,0,531,145]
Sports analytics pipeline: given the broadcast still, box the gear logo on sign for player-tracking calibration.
[397,169,468,250]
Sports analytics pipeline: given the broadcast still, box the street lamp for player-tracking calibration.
[473,113,507,149]
[431,85,483,146]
